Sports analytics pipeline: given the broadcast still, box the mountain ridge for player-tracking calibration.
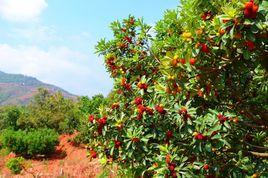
[0,71,77,105]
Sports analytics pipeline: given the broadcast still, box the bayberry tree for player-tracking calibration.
[89,0,267,177]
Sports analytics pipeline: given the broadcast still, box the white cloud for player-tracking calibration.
[11,25,58,42]
[0,44,113,96]
[0,0,47,22]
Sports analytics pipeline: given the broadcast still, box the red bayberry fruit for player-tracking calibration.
[155,105,166,114]
[124,36,132,43]
[195,133,207,140]
[166,131,173,139]
[179,107,187,115]
[121,78,127,86]
[197,89,203,97]
[137,113,143,120]
[90,150,97,158]
[88,115,94,122]
[203,164,210,170]
[114,140,122,148]
[217,113,228,124]
[98,117,107,125]
[189,58,196,65]
[132,138,140,142]
[137,82,148,90]
[245,1,253,9]
[201,43,209,53]
[244,1,258,19]
[137,105,146,114]
[219,28,225,35]
[245,40,255,51]
[124,83,132,90]
[180,58,186,65]
[134,97,143,106]
[111,103,120,110]
[146,107,154,115]
[166,154,171,164]
[168,163,176,171]
[129,18,135,25]
[201,11,212,21]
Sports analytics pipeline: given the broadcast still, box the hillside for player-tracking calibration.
[0,71,77,105]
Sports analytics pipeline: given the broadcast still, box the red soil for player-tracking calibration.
[0,133,102,178]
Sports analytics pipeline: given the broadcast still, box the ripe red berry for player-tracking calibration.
[124,83,132,90]
[111,103,120,110]
[217,113,228,124]
[244,1,258,19]
[180,58,186,65]
[166,154,171,164]
[166,131,173,139]
[179,107,187,115]
[197,89,203,97]
[124,36,132,43]
[245,40,255,51]
[88,115,94,123]
[129,18,135,25]
[90,150,97,158]
[245,1,253,9]
[131,138,140,142]
[134,97,143,106]
[115,140,122,148]
[146,107,154,115]
[137,105,146,114]
[201,11,212,21]
[219,28,225,35]
[195,133,207,140]
[121,78,127,86]
[168,163,176,172]
[155,105,166,114]
[203,164,210,170]
[171,172,177,178]
[98,125,103,134]
[137,113,143,120]
[201,43,209,53]
[189,58,196,65]
[138,82,148,90]
[98,117,107,125]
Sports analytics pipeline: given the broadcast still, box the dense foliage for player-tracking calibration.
[74,94,109,144]
[6,157,25,174]
[78,94,108,115]
[89,0,268,177]
[17,88,81,133]
[1,128,59,157]
[0,106,24,130]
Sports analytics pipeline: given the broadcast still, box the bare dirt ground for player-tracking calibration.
[0,133,103,178]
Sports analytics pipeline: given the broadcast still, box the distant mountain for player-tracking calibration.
[0,71,77,105]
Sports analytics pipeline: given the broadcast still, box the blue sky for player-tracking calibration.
[0,0,178,96]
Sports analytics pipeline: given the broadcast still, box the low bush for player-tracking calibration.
[1,128,59,157]
[6,157,25,174]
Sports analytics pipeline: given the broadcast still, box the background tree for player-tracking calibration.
[18,88,81,133]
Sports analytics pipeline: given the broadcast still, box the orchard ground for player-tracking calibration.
[0,133,109,177]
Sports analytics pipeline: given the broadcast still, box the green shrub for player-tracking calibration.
[17,88,81,134]
[6,157,25,174]
[2,128,59,157]
[0,106,23,130]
